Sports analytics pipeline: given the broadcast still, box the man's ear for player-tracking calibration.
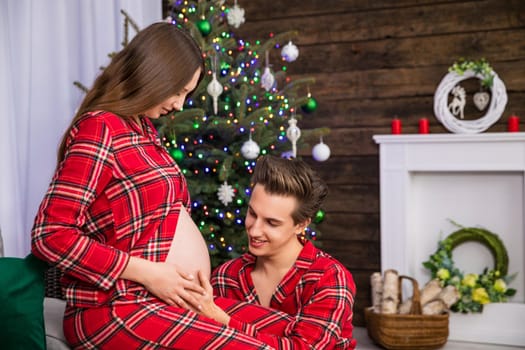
[296,218,312,234]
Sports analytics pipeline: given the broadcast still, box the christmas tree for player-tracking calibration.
[76,3,330,267]
[160,0,330,267]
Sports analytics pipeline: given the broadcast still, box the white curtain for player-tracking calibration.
[0,0,162,257]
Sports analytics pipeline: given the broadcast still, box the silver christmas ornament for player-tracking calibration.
[286,116,301,158]
[261,50,275,91]
[206,72,223,115]
[241,134,260,159]
[281,41,299,62]
[217,181,235,206]
[312,138,331,162]
[261,67,275,92]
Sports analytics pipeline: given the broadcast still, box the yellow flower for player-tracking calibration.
[472,288,490,304]
[494,279,507,293]
[437,268,450,280]
[462,273,478,288]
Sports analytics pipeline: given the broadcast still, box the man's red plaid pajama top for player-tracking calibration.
[211,239,357,349]
[31,111,282,349]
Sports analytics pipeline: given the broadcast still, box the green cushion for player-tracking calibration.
[0,254,48,350]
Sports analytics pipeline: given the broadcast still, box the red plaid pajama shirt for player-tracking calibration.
[31,111,286,349]
[211,240,357,349]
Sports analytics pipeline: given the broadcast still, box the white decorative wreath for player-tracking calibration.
[433,60,508,134]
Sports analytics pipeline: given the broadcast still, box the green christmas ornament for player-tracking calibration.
[314,209,325,223]
[169,148,184,162]
[197,19,212,36]
[301,96,318,113]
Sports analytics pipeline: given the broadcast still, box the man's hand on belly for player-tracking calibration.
[183,270,231,325]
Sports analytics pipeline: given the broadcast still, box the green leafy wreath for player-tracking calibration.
[423,224,516,313]
[449,58,494,88]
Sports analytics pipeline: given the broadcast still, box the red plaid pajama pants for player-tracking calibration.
[63,297,292,349]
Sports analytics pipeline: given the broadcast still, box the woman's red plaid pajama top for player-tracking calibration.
[211,240,357,349]
[31,111,274,349]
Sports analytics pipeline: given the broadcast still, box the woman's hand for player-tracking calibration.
[121,256,205,309]
[183,270,231,325]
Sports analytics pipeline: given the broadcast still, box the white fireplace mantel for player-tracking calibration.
[374,132,525,347]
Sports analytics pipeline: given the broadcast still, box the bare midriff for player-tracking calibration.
[166,208,211,280]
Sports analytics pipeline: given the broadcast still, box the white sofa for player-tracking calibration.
[44,297,71,350]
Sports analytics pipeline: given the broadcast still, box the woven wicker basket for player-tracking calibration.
[365,275,449,350]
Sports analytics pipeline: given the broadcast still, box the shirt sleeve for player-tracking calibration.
[213,261,356,349]
[211,261,243,298]
[31,114,129,290]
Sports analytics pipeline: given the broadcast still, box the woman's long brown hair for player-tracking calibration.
[57,22,204,164]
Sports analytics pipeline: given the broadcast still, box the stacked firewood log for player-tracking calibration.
[370,269,460,315]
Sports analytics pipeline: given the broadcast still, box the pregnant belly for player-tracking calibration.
[166,208,211,279]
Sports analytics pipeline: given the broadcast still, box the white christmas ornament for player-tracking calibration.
[227,1,245,29]
[286,116,301,158]
[217,181,235,206]
[312,138,331,162]
[207,72,223,115]
[281,41,299,62]
[261,67,275,92]
[241,134,260,159]
[448,85,466,120]
[473,91,490,111]
[261,50,275,91]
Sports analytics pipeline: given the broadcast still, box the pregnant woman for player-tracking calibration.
[31,22,271,350]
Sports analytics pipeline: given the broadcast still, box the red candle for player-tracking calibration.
[391,118,402,134]
[419,118,429,134]
[508,115,520,132]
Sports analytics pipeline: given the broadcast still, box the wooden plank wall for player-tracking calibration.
[164,0,525,326]
[234,0,525,327]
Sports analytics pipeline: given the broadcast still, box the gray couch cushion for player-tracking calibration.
[44,297,70,350]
